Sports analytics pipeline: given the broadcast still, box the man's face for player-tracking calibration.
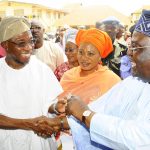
[116,27,125,39]
[131,31,150,82]
[98,23,118,43]
[30,22,44,42]
[2,31,34,68]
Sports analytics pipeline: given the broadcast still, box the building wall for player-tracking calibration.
[131,5,150,24]
[0,1,66,31]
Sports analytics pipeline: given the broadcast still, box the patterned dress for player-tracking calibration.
[54,62,70,81]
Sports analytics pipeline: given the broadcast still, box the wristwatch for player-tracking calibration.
[82,110,92,124]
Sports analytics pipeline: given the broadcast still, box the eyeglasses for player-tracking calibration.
[130,46,150,51]
[8,39,35,48]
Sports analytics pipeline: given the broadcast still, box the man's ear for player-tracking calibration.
[1,41,8,51]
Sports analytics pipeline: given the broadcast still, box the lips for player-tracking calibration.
[80,62,90,67]
[32,33,39,38]
[20,52,32,58]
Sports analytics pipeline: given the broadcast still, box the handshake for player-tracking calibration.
[30,115,69,138]
[30,94,90,138]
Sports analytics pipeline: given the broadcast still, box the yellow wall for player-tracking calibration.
[0,1,66,31]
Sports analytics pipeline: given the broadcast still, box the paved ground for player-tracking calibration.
[60,134,75,150]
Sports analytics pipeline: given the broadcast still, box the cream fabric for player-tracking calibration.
[35,41,65,72]
[0,16,30,42]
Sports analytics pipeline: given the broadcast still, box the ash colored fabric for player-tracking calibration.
[60,65,120,104]
[135,9,150,37]
[63,28,78,45]
[34,41,65,72]
[0,56,63,150]
[75,28,113,58]
[0,16,30,42]
[68,76,150,149]
[101,16,120,23]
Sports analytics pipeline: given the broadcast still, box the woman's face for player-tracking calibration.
[65,41,78,63]
[77,42,100,71]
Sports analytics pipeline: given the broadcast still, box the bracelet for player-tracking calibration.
[60,117,64,131]
[53,103,61,115]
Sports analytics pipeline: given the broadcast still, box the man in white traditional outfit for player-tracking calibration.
[39,10,150,150]
[30,20,66,72]
[64,10,150,150]
[0,16,64,150]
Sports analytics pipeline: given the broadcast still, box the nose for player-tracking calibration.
[80,54,89,60]
[23,43,33,52]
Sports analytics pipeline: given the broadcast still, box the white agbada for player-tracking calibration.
[68,76,150,150]
[0,56,63,150]
[35,40,65,72]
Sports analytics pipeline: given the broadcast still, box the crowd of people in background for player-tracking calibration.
[0,9,150,150]
[0,14,135,79]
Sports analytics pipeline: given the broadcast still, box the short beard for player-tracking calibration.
[133,72,150,83]
[14,57,28,65]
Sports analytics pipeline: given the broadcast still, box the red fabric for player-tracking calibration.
[0,45,6,58]
[76,28,113,58]
[54,62,70,81]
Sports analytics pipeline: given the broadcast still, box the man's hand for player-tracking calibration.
[30,116,55,138]
[56,98,67,114]
[36,116,70,135]
[36,117,61,134]
[48,99,67,115]
[65,95,89,121]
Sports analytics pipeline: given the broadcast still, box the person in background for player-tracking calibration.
[96,17,127,77]
[0,16,65,150]
[60,28,120,104]
[54,28,79,81]
[120,24,136,79]
[38,10,150,150]
[116,23,126,42]
[31,20,65,72]
[55,25,70,50]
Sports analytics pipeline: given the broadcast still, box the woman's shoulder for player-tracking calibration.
[64,66,80,75]
[99,65,121,80]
